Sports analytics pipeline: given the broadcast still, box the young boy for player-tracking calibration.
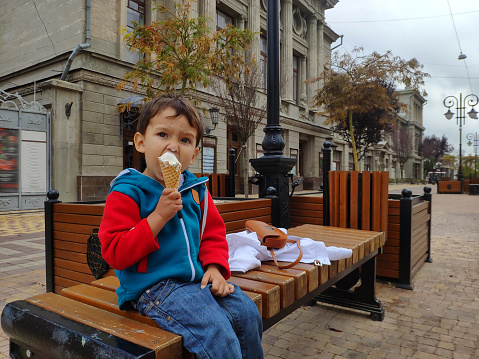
[99,95,263,359]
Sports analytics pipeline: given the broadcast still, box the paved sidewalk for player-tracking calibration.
[1,186,478,358]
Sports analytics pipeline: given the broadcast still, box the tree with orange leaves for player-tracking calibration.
[117,0,253,100]
[310,47,429,171]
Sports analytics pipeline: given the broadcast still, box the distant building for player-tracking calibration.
[0,0,426,210]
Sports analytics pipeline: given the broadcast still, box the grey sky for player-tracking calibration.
[326,0,479,157]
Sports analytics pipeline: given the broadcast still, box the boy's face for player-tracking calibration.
[134,107,199,186]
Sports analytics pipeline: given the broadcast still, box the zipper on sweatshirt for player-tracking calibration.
[177,178,208,282]
[179,178,208,194]
[178,212,196,282]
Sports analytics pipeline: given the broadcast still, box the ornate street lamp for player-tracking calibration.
[250,0,296,228]
[206,107,219,134]
[466,132,479,178]
[443,93,479,181]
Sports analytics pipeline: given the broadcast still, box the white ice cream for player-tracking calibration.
[158,152,181,169]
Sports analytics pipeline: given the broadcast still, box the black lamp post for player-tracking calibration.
[250,0,296,228]
[467,132,478,178]
[443,93,479,181]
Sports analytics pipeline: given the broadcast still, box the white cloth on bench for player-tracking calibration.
[226,230,353,273]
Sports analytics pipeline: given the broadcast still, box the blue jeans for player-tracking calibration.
[134,279,263,359]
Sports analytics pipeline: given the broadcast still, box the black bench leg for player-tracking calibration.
[314,255,385,321]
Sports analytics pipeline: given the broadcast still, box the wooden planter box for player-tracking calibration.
[376,188,432,289]
[291,171,433,289]
[437,180,462,194]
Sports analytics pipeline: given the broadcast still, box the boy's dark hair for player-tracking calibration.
[137,95,205,147]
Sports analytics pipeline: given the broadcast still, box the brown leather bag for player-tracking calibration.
[245,220,303,269]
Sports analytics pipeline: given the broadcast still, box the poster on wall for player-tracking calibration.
[0,128,19,193]
[21,130,47,193]
[202,146,215,174]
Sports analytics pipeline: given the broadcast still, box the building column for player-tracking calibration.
[237,14,245,30]
[300,56,307,106]
[40,79,83,202]
[201,0,216,32]
[317,20,325,79]
[248,0,261,64]
[281,0,293,102]
[307,15,318,102]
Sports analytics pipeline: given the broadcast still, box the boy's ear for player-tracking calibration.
[190,147,200,165]
[134,132,146,153]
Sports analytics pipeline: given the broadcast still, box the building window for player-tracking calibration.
[126,0,145,63]
[256,144,264,158]
[290,148,298,175]
[217,9,233,30]
[348,153,354,170]
[364,156,371,171]
[293,55,299,103]
[413,162,420,180]
[333,151,341,171]
[260,36,267,91]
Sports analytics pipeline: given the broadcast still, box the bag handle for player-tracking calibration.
[269,238,303,269]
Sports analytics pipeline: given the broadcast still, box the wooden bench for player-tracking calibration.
[1,191,386,358]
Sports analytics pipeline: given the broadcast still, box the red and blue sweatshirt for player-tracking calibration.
[99,169,231,310]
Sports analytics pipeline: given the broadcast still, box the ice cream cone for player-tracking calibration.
[158,153,182,189]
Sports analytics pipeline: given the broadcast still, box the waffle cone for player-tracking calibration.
[159,161,181,189]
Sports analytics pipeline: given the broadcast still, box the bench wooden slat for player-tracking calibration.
[55,222,98,235]
[317,265,329,285]
[91,275,121,291]
[232,271,294,309]
[215,199,271,214]
[54,212,103,226]
[55,266,95,284]
[227,276,280,319]
[290,217,323,226]
[257,264,308,299]
[289,202,322,211]
[243,292,263,318]
[54,203,105,215]
[54,258,91,275]
[225,216,272,233]
[220,207,271,223]
[55,240,86,253]
[54,248,86,263]
[61,284,158,327]
[264,262,318,292]
[55,231,91,243]
[89,276,263,317]
[26,293,183,358]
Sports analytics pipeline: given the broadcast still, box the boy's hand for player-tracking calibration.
[147,189,182,235]
[156,188,182,220]
[201,264,234,297]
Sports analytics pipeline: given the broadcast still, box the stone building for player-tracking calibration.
[0,0,425,210]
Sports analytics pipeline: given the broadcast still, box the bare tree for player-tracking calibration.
[390,124,414,178]
[211,55,266,197]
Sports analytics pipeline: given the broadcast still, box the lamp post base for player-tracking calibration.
[250,156,296,228]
